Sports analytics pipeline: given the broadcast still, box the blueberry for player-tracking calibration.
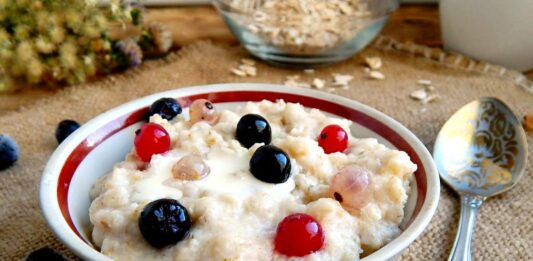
[55,120,80,144]
[26,247,67,261]
[249,145,291,184]
[139,198,191,248]
[149,97,182,121]
[236,114,272,148]
[0,135,19,171]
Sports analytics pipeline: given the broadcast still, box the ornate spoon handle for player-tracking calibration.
[448,194,485,261]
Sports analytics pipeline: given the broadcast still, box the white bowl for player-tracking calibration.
[40,83,440,261]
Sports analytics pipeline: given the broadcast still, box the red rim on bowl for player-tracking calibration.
[42,84,439,261]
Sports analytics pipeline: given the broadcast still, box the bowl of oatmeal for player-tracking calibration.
[213,0,399,66]
[40,83,439,261]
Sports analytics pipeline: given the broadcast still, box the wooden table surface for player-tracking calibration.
[0,4,529,115]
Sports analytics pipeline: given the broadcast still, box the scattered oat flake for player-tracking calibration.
[231,68,247,77]
[312,78,326,89]
[284,75,310,88]
[368,70,385,80]
[231,59,258,77]
[230,0,371,54]
[247,24,259,33]
[304,69,315,74]
[283,79,296,87]
[426,85,435,92]
[417,79,432,86]
[524,113,533,132]
[332,74,353,86]
[241,58,256,66]
[286,75,300,81]
[338,2,354,15]
[365,57,382,70]
[298,82,312,88]
[422,94,439,104]
[326,87,336,93]
[410,89,428,101]
[239,64,257,76]
[283,80,299,88]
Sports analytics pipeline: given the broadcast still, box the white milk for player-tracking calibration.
[440,0,533,71]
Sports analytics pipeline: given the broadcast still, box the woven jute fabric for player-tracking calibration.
[0,37,531,260]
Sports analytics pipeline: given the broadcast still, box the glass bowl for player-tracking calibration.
[213,0,400,67]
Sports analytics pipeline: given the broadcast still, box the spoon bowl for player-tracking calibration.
[433,97,528,261]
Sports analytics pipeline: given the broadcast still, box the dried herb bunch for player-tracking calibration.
[0,0,173,92]
[0,0,110,89]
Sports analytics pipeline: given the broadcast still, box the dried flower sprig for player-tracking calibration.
[112,38,144,69]
[109,0,144,26]
[0,0,111,90]
[0,0,173,92]
[138,22,173,56]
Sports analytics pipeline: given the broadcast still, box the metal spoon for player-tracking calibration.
[433,97,528,261]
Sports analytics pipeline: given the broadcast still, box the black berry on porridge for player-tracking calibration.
[249,145,292,184]
[138,198,191,248]
[236,114,272,148]
[149,97,183,121]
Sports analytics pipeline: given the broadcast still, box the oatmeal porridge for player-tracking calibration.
[89,99,416,260]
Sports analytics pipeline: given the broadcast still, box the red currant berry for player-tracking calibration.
[274,213,324,257]
[134,123,171,162]
[317,124,348,154]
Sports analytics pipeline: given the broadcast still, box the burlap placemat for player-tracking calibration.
[0,36,531,260]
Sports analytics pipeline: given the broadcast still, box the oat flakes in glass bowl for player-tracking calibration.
[213,0,399,66]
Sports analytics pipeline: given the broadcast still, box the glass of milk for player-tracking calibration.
[440,0,533,71]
